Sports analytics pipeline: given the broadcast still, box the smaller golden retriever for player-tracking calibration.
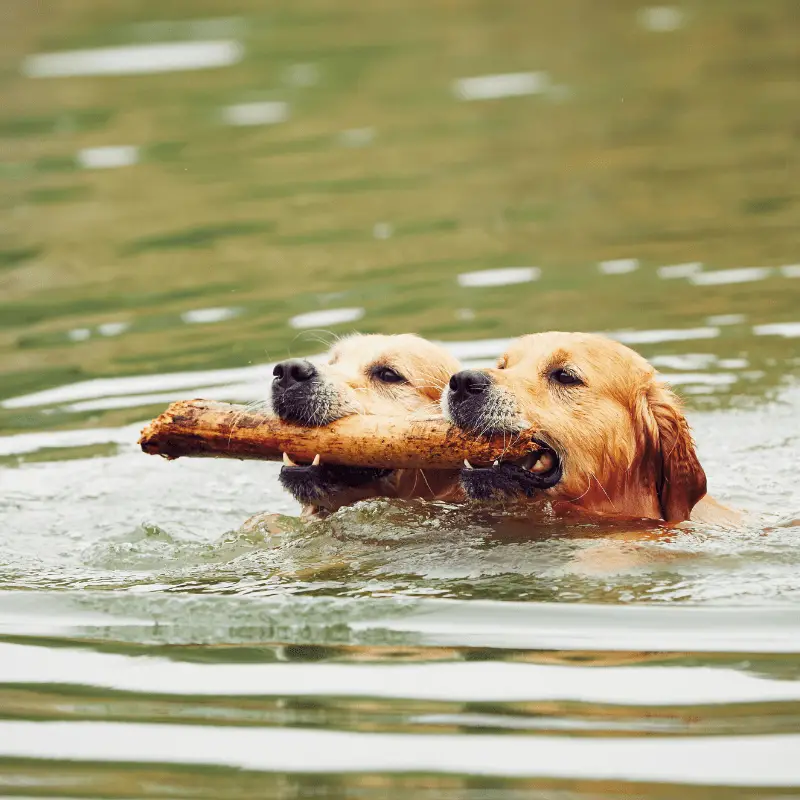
[271,334,464,516]
[442,331,736,525]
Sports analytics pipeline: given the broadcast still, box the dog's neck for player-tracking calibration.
[551,466,663,521]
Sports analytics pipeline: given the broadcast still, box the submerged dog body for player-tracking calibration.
[443,331,734,524]
[271,334,463,515]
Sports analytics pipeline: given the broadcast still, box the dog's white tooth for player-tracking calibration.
[282,452,297,467]
[530,452,555,474]
[312,453,321,466]
[463,459,474,469]
[493,459,499,467]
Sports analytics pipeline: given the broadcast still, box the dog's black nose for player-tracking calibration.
[448,370,492,398]
[273,359,317,389]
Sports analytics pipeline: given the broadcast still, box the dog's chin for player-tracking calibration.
[279,464,392,507]
[460,447,563,501]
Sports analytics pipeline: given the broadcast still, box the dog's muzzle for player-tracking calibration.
[445,369,494,432]
[271,359,392,506]
[446,369,563,500]
[271,358,328,424]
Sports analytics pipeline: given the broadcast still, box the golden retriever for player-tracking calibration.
[271,333,464,516]
[442,331,737,525]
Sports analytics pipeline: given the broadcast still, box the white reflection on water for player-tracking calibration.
[454,72,549,101]
[637,6,685,32]
[0,425,142,458]
[288,308,365,329]
[77,146,139,170]
[0,364,276,409]
[706,313,746,326]
[180,306,242,324]
[0,720,797,784]
[339,127,376,147]
[22,41,244,78]
[781,264,800,278]
[690,267,773,286]
[650,353,717,370]
[657,262,702,279]
[4,641,800,704]
[97,322,129,337]
[457,267,540,287]
[67,328,91,342]
[606,327,719,345]
[62,380,270,413]
[662,372,737,387]
[372,222,393,239]
[412,712,680,732]
[598,258,638,275]
[284,63,320,87]
[753,322,800,338]
[222,101,289,126]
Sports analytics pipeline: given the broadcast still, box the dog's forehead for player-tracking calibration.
[330,334,453,371]
[331,334,391,365]
[506,332,651,376]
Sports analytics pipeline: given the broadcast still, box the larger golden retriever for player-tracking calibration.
[272,334,464,516]
[442,331,736,525]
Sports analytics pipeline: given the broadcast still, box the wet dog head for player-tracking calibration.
[272,334,462,512]
[443,332,706,522]
[272,333,460,425]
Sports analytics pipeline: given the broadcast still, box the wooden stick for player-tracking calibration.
[139,399,541,469]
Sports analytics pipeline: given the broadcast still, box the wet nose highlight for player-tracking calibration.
[449,369,491,398]
[273,358,317,389]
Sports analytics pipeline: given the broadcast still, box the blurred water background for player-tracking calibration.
[1,1,799,797]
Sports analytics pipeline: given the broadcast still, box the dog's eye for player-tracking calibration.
[371,366,407,384]
[550,368,583,386]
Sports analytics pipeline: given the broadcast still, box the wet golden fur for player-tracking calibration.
[299,333,464,514]
[466,332,736,524]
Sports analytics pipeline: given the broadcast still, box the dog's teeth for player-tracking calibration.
[282,452,297,467]
[493,459,500,467]
[312,453,321,466]
[463,459,474,469]
[530,452,555,474]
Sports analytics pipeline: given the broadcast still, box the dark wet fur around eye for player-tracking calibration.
[460,462,563,501]
[279,464,392,506]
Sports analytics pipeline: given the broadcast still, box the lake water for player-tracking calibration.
[1,1,799,797]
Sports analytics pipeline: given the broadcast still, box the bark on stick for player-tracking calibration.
[139,399,540,469]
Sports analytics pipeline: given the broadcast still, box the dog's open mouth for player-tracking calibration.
[278,453,391,507]
[460,443,562,501]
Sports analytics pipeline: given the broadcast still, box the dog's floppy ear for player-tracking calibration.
[639,382,707,522]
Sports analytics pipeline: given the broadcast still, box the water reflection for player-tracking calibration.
[1,0,799,795]
[22,40,244,77]
[457,267,540,287]
[453,72,551,101]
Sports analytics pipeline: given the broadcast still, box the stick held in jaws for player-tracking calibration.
[139,399,541,470]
